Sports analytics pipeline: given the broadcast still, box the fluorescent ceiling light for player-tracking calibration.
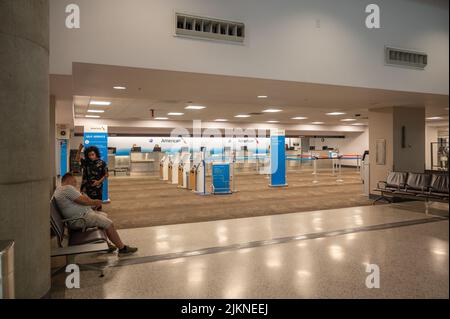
[85,115,100,118]
[311,122,325,125]
[292,117,308,120]
[154,117,169,120]
[257,95,268,99]
[185,105,206,110]
[90,101,111,106]
[113,86,127,90]
[352,123,367,126]
[87,110,105,113]
[267,120,279,123]
[426,117,443,120]
[262,108,282,113]
[326,112,346,116]
[214,119,228,122]
[168,112,184,116]
[341,119,356,122]
[235,115,251,118]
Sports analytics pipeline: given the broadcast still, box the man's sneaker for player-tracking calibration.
[118,245,138,257]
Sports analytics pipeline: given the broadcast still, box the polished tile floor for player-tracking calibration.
[51,201,449,299]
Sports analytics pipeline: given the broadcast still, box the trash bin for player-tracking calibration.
[0,240,14,299]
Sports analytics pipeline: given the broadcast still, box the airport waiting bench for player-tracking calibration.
[50,198,109,277]
[373,171,449,205]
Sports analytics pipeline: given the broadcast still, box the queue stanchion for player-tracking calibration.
[312,157,319,184]
[336,156,344,183]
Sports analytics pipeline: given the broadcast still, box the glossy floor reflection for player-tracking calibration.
[51,201,449,299]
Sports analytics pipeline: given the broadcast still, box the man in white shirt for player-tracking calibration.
[53,173,137,257]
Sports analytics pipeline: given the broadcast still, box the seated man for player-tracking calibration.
[53,173,138,257]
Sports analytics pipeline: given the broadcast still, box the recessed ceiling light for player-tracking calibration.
[154,117,169,120]
[311,122,325,125]
[326,112,346,116]
[90,101,111,106]
[352,123,367,126]
[168,112,184,116]
[214,119,228,122]
[426,117,443,120]
[185,105,206,110]
[85,115,100,118]
[267,120,280,123]
[341,119,356,122]
[292,117,308,120]
[113,86,127,90]
[262,108,282,113]
[235,115,251,118]
[257,95,268,99]
[87,110,105,113]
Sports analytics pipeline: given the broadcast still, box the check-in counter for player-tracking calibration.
[130,152,164,175]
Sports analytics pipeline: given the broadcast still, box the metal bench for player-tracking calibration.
[373,171,449,206]
[50,198,109,277]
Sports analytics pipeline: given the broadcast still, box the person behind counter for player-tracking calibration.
[153,144,162,152]
[76,144,109,210]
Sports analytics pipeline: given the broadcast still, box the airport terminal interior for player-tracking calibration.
[0,0,449,300]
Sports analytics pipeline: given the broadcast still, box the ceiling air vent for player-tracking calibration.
[175,12,245,43]
[385,47,427,69]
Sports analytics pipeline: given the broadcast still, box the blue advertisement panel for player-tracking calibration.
[270,135,287,187]
[83,132,109,202]
[212,164,231,194]
[60,139,68,176]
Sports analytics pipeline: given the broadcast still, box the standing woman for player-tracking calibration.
[76,144,109,210]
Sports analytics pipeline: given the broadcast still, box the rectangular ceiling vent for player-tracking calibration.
[175,12,245,43]
[385,47,428,69]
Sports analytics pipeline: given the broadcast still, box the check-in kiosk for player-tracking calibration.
[178,153,191,188]
[361,151,370,196]
[171,153,181,185]
[191,151,207,194]
[160,155,171,181]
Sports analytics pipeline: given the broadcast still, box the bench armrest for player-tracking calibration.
[377,181,387,189]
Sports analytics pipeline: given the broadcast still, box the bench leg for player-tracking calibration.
[66,255,106,278]
[372,195,392,205]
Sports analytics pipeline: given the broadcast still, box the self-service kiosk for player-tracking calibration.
[171,153,181,185]
[361,151,370,196]
[190,151,206,194]
[178,153,191,188]
[160,155,170,181]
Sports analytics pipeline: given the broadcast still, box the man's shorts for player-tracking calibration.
[69,211,113,230]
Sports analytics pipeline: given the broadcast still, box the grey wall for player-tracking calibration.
[0,0,51,298]
[393,107,425,172]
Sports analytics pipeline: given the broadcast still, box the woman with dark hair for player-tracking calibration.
[76,144,109,210]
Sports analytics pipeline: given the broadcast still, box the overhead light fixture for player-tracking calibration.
[352,123,367,126]
[85,115,100,118]
[267,120,280,123]
[426,117,443,120]
[326,112,346,116]
[257,95,268,99]
[185,105,206,110]
[87,110,105,113]
[90,101,111,106]
[214,119,228,122]
[311,122,325,125]
[341,119,356,122]
[168,112,184,116]
[292,117,308,120]
[154,117,169,120]
[113,86,127,90]
[235,115,251,118]
[262,108,282,113]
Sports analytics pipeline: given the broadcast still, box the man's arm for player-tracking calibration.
[74,194,102,207]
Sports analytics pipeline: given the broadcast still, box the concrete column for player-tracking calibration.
[0,0,50,298]
[369,106,425,194]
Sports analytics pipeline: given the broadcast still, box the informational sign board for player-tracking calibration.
[59,139,68,177]
[270,129,287,187]
[212,163,231,194]
[83,125,109,202]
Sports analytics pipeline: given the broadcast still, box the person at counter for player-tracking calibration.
[153,144,162,152]
[76,144,109,210]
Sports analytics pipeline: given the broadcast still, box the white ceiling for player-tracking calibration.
[51,62,449,130]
